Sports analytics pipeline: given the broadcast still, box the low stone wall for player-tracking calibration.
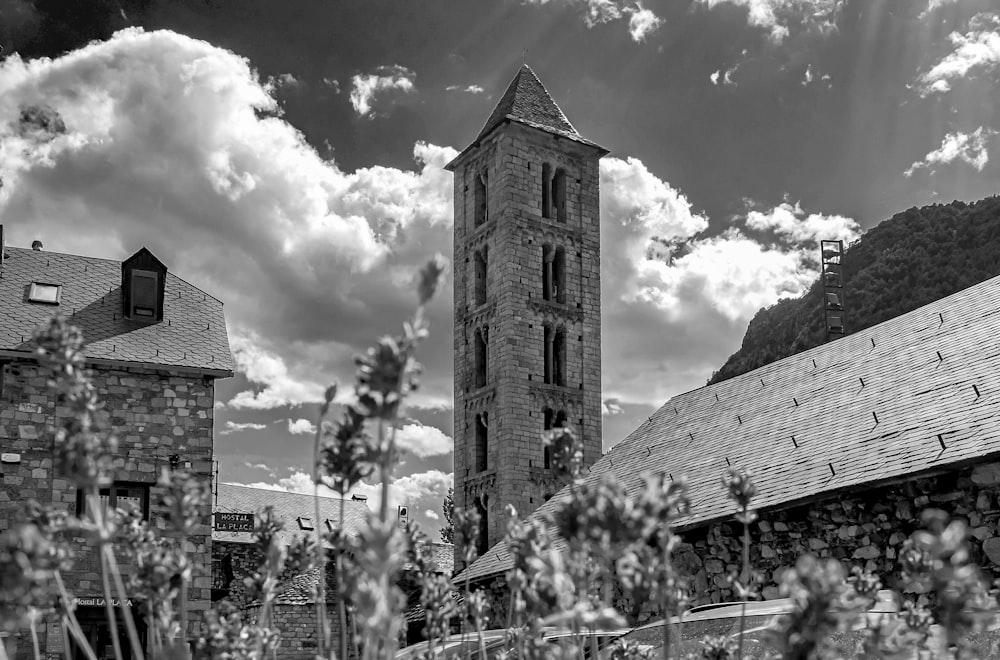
[476,462,1000,626]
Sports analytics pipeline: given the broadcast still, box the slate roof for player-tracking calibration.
[213,483,371,547]
[0,246,233,375]
[459,273,1000,582]
[447,65,607,170]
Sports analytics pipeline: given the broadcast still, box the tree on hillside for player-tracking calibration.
[440,486,454,543]
[709,197,1000,384]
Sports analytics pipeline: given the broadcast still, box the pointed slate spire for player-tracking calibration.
[475,64,581,142]
[446,64,606,171]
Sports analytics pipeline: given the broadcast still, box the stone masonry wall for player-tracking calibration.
[477,462,1000,626]
[0,358,216,659]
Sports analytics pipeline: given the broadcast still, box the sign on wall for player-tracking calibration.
[75,597,134,607]
[214,512,254,532]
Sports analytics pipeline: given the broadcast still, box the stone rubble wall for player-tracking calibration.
[0,358,216,659]
[477,462,1000,627]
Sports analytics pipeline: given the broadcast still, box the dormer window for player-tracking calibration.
[29,282,61,305]
[121,247,167,322]
[131,270,158,317]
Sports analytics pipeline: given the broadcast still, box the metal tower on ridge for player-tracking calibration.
[446,66,608,566]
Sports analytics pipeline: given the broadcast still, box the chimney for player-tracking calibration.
[31,240,43,251]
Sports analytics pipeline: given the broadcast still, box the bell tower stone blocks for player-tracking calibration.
[446,65,607,561]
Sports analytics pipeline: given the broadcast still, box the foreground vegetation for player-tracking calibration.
[2,255,1000,660]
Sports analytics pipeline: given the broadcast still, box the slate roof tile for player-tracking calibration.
[459,274,1000,582]
[212,483,371,547]
[0,247,233,374]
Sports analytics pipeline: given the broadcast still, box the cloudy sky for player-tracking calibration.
[1,0,997,538]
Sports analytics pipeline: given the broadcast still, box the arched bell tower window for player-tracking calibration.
[541,245,566,303]
[474,170,488,227]
[474,247,488,306]
[474,326,488,389]
[543,325,567,386]
[475,412,488,472]
[552,168,567,223]
[542,407,568,469]
[542,163,552,219]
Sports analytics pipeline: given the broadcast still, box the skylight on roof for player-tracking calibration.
[325,519,338,532]
[28,282,61,305]
[297,516,314,531]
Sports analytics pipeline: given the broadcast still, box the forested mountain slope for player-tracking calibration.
[709,196,1000,384]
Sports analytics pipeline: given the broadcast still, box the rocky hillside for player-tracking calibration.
[709,196,1000,384]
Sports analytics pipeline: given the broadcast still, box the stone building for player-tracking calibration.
[459,268,1000,621]
[0,239,233,659]
[446,65,608,560]
[210,484,454,658]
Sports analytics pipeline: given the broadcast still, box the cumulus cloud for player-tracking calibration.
[522,0,664,42]
[920,0,959,19]
[445,84,485,94]
[598,156,861,404]
[287,418,318,435]
[904,127,997,177]
[0,28,457,416]
[745,200,859,244]
[710,68,737,86]
[244,462,271,470]
[395,423,453,458]
[424,509,440,520]
[695,0,844,42]
[917,13,1000,95]
[220,421,267,435]
[628,6,663,41]
[602,399,625,416]
[228,335,328,409]
[349,64,415,117]
[237,469,452,513]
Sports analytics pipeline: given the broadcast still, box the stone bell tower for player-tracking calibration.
[446,65,607,561]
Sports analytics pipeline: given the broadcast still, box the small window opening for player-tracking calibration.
[543,325,553,384]
[28,282,61,305]
[77,483,149,520]
[541,163,552,219]
[476,496,489,555]
[476,413,488,472]
[131,269,158,318]
[553,328,566,386]
[474,170,488,227]
[542,408,553,469]
[474,327,488,388]
[552,168,567,223]
[542,245,553,301]
[474,248,488,306]
[553,247,566,304]
[542,245,566,303]
[297,516,314,531]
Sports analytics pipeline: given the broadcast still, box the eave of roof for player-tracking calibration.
[0,247,233,375]
[458,273,1000,582]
